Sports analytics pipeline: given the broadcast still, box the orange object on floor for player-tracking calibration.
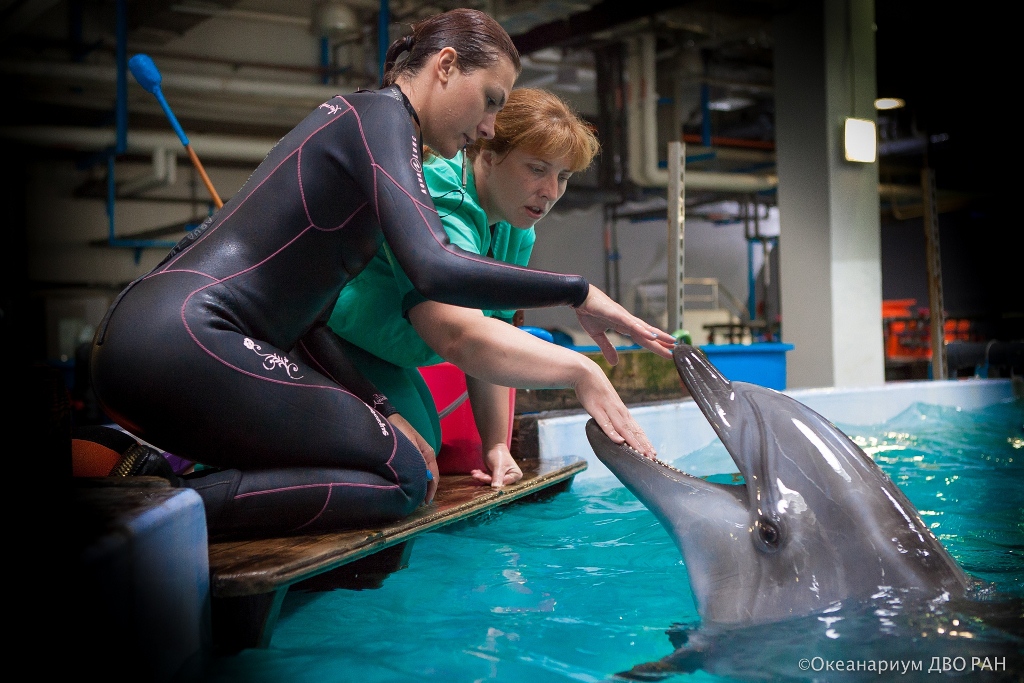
[882,299,916,318]
[71,425,140,477]
[883,299,975,361]
[419,362,515,475]
[72,439,123,477]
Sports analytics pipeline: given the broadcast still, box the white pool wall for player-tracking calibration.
[540,378,1019,483]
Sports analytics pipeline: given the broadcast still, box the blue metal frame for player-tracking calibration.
[378,0,389,83]
[103,0,209,258]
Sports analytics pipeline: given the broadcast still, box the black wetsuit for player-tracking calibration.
[91,86,588,538]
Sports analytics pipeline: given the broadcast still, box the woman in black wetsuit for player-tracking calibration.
[90,9,675,538]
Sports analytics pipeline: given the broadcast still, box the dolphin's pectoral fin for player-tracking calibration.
[613,624,714,681]
[612,662,683,681]
[666,622,705,649]
[616,642,709,681]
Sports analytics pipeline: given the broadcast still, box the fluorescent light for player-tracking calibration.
[844,118,877,163]
[708,96,754,111]
[874,97,905,110]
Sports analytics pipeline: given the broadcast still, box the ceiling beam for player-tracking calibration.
[509,0,780,55]
[510,0,687,54]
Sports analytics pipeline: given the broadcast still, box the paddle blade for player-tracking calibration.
[128,53,162,93]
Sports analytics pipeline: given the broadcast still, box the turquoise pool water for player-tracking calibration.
[203,398,1023,682]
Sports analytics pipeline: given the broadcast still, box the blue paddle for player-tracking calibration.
[129,53,224,208]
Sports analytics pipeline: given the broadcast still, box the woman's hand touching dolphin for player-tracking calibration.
[575,285,676,365]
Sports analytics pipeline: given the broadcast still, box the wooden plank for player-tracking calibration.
[208,456,587,598]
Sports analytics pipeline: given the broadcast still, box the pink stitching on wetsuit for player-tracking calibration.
[338,95,535,282]
[233,481,405,532]
[340,100,384,224]
[375,164,538,275]
[296,337,401,481]
[233,481,398,499]
[292,488,333,531]
[155,101,355,276]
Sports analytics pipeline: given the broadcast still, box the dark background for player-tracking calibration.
[874,1,1020,342]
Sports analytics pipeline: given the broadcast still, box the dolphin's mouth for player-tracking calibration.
[586,419,710,480]
[585,418,748,506]
[620,440,700,477]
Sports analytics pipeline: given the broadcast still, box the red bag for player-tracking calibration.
[418,362,515,475]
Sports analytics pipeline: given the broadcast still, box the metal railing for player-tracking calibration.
[633,277,748,324]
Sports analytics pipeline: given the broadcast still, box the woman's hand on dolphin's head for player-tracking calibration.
[388,413,439,504]
[472,443,523,488]
[574,285,676,365]
[573,362,657,458]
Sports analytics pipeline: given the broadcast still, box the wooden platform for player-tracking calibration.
[207,455,587,653]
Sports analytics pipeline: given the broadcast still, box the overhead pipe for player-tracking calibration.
[0,125,278,163]
[639,34,664,186]
[623,34,942,202]
[946,341,1024,378]
[624,37,647,187]
[624,34,778,192]
[4,37,935,204]
[118,147,177,198]
[0,59,346,103]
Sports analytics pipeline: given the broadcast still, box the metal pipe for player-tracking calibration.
[921,167,947,380]
[118,147,177,197]
[0,59,345,102]
[946,341,1024,377]
[624,37,646,186]
[640,34,663,185]
[624,34,778,191]
[0,126,278,163]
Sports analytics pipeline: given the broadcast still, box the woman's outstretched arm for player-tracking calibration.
[409,300,658,457]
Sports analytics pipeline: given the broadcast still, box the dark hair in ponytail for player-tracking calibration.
[381,8,521,87]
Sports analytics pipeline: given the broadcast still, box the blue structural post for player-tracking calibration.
[321,36,330,85]
[114,0,127,154]
[747,238,757,322]
[378,0,390,83]
[107,0,127,250]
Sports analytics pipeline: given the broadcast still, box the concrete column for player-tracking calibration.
[773,0,884,388]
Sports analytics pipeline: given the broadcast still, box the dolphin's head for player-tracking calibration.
[586,343,969,626]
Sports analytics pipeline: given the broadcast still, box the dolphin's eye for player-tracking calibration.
[755,519,781,551]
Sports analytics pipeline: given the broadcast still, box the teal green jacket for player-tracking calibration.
[328,151,536,368]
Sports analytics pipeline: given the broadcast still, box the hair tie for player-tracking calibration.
[403,35,414,52]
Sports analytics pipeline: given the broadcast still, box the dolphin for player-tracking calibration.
[586,343,972,627]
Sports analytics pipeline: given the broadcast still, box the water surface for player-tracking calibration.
[204,398,1023,682]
